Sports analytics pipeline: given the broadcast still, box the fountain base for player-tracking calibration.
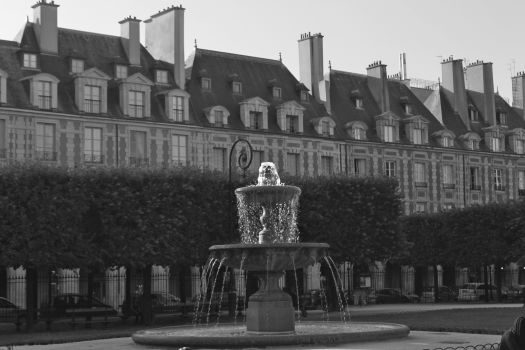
[132,322,410,348]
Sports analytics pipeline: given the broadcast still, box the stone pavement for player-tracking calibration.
[12,331,501,350]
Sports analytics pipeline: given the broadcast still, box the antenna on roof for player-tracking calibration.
[194,39,197,49]
[328,60,332,71]
[279,52,282,62]
[26,15,29,22]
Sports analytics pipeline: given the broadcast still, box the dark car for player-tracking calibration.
[121,292,189,319]
[0,297,26,327]
[42,294,117,319]
[375,288,420,304]
[421,286,458,302]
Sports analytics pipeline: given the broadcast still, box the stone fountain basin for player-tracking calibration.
[235,185,301,204]
[209,242,329,271]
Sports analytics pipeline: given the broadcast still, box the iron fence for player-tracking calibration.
[423,344,499,350]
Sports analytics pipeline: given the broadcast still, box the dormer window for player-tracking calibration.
[433,129,455,149]
[73,67,110,115]
[276,100,305,134]
[232,81,242,95]
[496,111,507,125]
[401,102,413,115]
[203,105,229,127]
[23,53,37,69]
[509,129,525,154]
[202,77,211,91]
[161,89,190,122]
[71,59,84,73]
[286,115,299,133]
[321,121,330,136]
[214,110,224,127]
[119,73,153,118]
[459,132,481,151]
[468,107,479,122]
[491,136,501,152]
[483,126,505,152]
[84,85,101,113]
[172,96,184,121]
[352,97,364,109]
[20,73,61,111]
[36,81,52,109]
[239,97,269,130]
[312,117,336,137]
[442,135,453,147]
[129,90,145,118]
[515,139,525,154]
[273,87,282,99]
[115,65,128,79]
[375,111,400,143]
[346,121,368,141]
[156,70,168,84]
[300,90,309,102]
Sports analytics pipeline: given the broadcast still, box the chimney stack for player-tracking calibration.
[512,72,525,120]
[298,32,324,102]
[120,16,141,66]
[441,57,469,129]
[465,60,496,126]
[145,5,185,88]
[32,0,59,55]
[367,61,390,113]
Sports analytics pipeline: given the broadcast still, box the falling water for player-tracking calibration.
[206,257,226,325]
[328,256,351,321]
[193,257,216,326]
[233,256,246,325]
[324,257,346,322]
[291,256,301,322]
[320,282,329,321]
[215,265,230,326]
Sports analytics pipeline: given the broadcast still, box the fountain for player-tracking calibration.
[133,162,409,348]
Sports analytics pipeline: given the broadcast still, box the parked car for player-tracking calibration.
[457,283,506,301]
[121,292,189,319]
[41,293,117,319]
[421,286,458,303]
[375,288,420,304]
[0,297,26,327]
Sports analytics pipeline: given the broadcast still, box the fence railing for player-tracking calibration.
[423,344,499,350]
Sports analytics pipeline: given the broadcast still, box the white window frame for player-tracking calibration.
[321,156,333,176]
[384,160,396,178]
[287,152,300,176]
[156,70,168,84]
[273,87,282,99]
[129,130,148,166]
[414,162,426,185]
[286,115,299,133]
[36,81,52,109]
[249,111,263,129]
[442,164,454,187]
[171,95,184,122]
[202,77,211,90]
[23,53,37,68]
[518,170,525,195]
[129,90,145,118]
[412,128,423,145]
[384,125,395,142]
[71,59,84,73]
[171,134,188,166]
[35,122,56,161]
[491,136,501,152]
[115,65,128,79]
[232,81,242,95]
[354,158,366,176]
[470,167,481,190]
[493,168,504,191]
[212,147,226,171]
[84,126,103,163]
[514,139,525,155]
[83,85,101,114]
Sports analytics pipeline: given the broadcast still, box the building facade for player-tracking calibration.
[1,1,525,304]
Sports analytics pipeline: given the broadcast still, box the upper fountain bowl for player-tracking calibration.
[235,185,300,205]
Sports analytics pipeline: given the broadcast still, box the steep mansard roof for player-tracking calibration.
[186,48,330,136]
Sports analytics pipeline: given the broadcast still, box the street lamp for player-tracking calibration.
[228,139,253,236]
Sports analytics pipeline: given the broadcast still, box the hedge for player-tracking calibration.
[0,164,403,269]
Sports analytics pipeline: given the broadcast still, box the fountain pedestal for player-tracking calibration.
[246,271,294,333]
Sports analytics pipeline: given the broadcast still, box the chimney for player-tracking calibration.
[441,57,469,128]
[119,17,141,66]
[366,61,390,113]
[512,72,525,120]
[32,0,59,55]
[298,32,324,102]
[465,60,496,125]
[145,5,185,88]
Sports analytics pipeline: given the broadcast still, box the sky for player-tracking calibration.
[1,0,524,103]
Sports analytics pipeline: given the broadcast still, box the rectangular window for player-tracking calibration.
[353,98,363,109]
[23,53,37,68]
[36,123,56,161]
[493,168,504,191]
[214,110,224,127]
[383,125,394,142]
[0,119,5,158]
[286,153,300,176]
[300,90,309,102]
[496,111,507,125]
[352,128,365,140]
[286,115,299,133]
[249,150,263,174]
[84,127,103,163]
[212,147,226,172]
[71,59,84,73]
[84,85,101,113]
[232,82,242,95]
[470,167,481,190]
[156,70,168,84]
[412,128,423,144]
[273,87,282,99]
[171,134,187,166]
[129,90,145,118]
[321,156,333,176]
[354,158,366,176]
[442,136,452,147]
[414,162,426,186]
[321,121,330,136]
[202,77,211,90]
[442,164,454,188]
[115,65,128,79]
[519,170,525,196]
[515,139,524,154]
[403,103,413,115]
[384,160,396,177]
[469,108,478,122]
[171,96,184,122]
[249,111,262,129]
[36,81,52,109]
[130,130,147,166]
[415,202,426,213]
[491,137,500,152]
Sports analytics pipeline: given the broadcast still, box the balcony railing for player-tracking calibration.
[84,100,101,114]
[442,183,455,190]
[494,184,506,192]
[37,95,52,110]
[129,157,149,167]
[84,153,104,164]
[35,150,57,161]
